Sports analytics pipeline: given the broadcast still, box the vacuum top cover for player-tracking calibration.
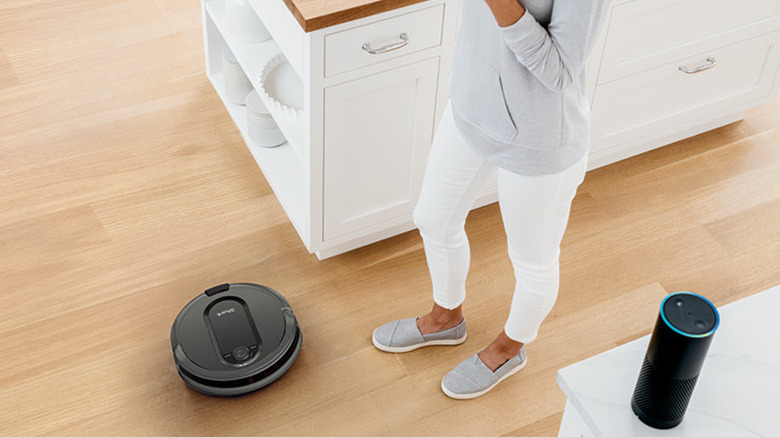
[171,283,301,396]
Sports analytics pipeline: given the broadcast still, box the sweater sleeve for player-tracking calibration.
[498,0,610,92]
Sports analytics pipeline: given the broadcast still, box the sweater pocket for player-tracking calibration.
[450,62,518,144]
[502,73,564,149]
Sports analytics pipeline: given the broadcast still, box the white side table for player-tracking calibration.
[556,285,780,437]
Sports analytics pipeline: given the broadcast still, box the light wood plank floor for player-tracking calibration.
[2,0,780,435]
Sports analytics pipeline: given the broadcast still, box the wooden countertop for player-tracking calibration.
[281,0,431,32]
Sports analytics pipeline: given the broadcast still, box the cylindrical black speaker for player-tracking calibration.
[631,291,720,429]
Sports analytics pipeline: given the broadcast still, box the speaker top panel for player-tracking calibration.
[661,292,719,337]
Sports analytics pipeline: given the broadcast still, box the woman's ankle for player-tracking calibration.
[479,331,524,371]
[417,303,463,334]
[491,330,524,356]
[430,303,463,325]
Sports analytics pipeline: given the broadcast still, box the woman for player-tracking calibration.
[372,0,610,399]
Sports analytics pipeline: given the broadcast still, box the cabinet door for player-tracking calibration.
[323,57,439,241]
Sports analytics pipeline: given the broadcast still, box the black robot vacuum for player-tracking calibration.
[171,283,302,396]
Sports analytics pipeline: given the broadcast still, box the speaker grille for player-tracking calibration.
[632,357,698,425]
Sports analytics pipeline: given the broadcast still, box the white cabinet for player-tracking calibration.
[591,31,780,154]
[202,0,460,259]
[597,0,780,83]
[585,0,780,169]
[323,58,439,241]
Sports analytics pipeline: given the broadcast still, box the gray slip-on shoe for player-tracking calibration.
[441,346,527,399]
[372,317,467,353]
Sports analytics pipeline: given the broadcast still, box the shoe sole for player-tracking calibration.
[440,357,528,400]
[372,332,467,353]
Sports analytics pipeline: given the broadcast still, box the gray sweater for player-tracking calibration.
[449,0,610,175]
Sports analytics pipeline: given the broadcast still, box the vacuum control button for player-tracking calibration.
[233,346,250,361]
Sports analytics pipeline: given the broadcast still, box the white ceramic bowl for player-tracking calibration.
[221,45,253,105]
[225,0,272,43]
[246,90,285,147]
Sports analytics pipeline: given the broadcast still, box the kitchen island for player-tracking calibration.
[205,0,780,259]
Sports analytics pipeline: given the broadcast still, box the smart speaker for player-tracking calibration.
[631,291,720,429]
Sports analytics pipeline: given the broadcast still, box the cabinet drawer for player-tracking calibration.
[591,31,780,152]
[599,0,780,83]
[324,5,444,77]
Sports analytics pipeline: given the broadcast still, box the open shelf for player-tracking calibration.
[203,4,309,248]
[207,70,309,246]
[205,0,307,163]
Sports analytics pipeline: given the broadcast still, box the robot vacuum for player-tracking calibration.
[170,283,302,396]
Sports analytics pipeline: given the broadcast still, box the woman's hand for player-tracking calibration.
[483,0,526,28]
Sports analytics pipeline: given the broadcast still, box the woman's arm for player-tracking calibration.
[483,0,526,27]
[484,0,611,92]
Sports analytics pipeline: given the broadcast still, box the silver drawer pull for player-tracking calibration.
[362,33,409,55]
[679,56,717,74]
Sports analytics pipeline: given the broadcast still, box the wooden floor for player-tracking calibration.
[2,0,780,436]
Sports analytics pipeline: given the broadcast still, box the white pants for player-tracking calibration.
[412,102,587,344]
